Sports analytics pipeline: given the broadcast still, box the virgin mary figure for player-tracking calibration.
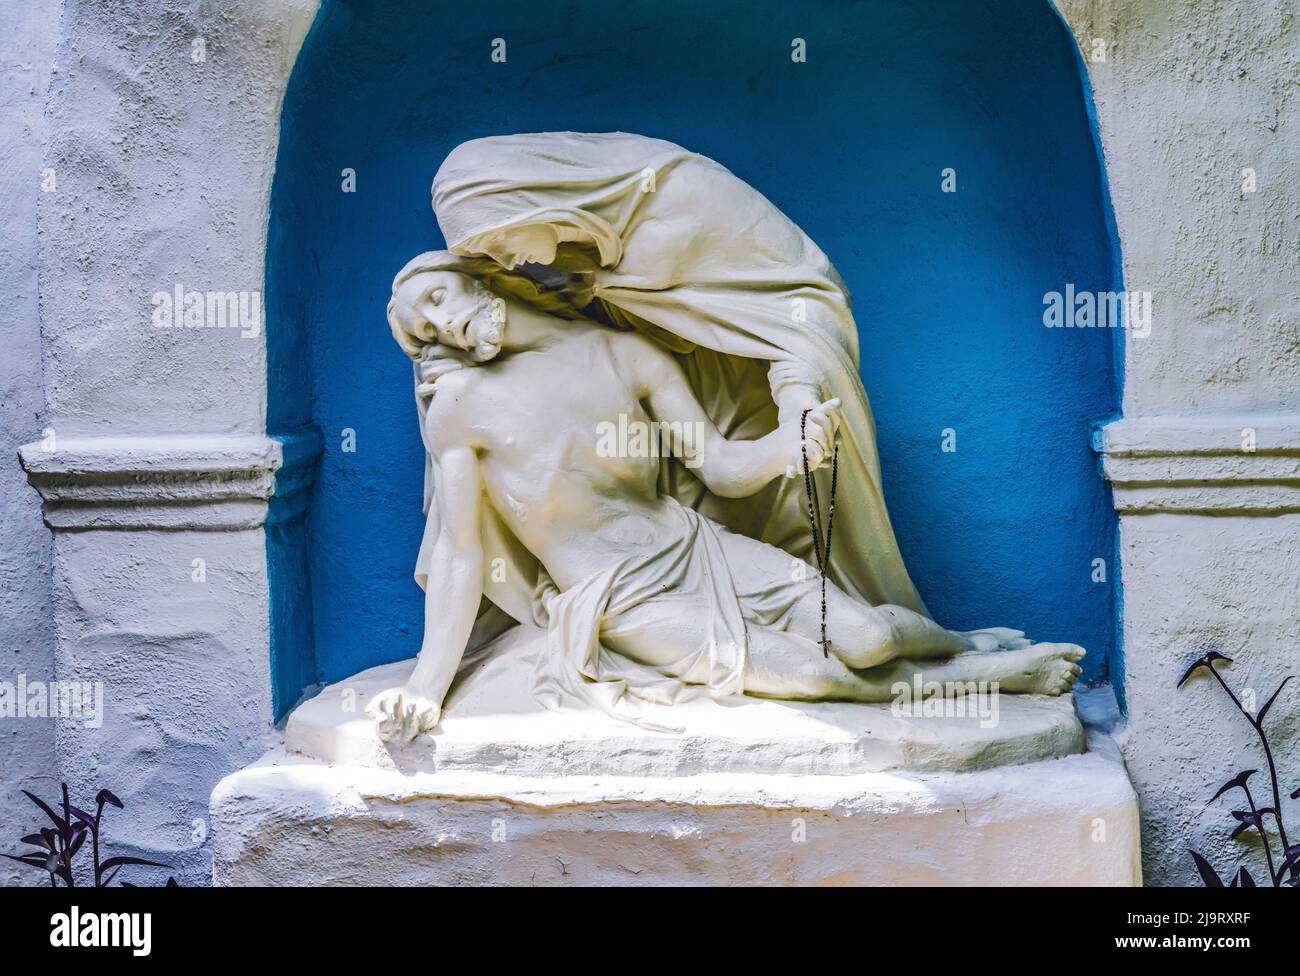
[429,131,928,617]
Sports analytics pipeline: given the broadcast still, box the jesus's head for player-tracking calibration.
[388,267,505,363]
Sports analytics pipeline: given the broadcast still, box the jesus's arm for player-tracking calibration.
[369,408,483,742]
[620,333,840,499]
[411,444,483,694]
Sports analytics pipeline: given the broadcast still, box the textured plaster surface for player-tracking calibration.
[1117,514,1300,885]
[1056,0,1300,885]
[1057,0,1299,417]
[0,0,60,886]
[9,0,316,887]
[38,0,316,437]
[53,529,277,883]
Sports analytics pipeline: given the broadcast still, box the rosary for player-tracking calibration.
[800,408,839,657]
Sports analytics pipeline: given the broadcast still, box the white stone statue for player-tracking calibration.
[369,134,1084,742]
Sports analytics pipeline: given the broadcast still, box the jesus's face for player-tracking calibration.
[393,270,504,362]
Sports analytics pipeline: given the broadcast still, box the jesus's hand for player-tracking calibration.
[368,686,442,743]
[415,344,474,400]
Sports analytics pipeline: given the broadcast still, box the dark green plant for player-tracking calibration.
[1179,651,1298,887]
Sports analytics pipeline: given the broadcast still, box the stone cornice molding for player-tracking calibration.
[17,429,322,531]
[1095,415,1300,515]
[267,428,324,525]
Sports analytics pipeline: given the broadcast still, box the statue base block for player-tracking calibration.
[211,729,1138,886]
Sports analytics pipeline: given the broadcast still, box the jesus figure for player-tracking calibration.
[370,255,1083,742]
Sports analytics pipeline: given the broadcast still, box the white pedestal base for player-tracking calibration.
[213,628,1137,886]
[211,721,1140,886]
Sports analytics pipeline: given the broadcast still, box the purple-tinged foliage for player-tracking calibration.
[1181,652,1296,887]
[5,783,173,887]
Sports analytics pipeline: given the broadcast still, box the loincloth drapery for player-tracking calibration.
[528,496,819,733]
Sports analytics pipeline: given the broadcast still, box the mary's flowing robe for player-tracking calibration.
[432,132,928,617]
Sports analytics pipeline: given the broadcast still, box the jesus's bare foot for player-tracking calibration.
[981,642,1085,695]
[958,627,1035,652]
[367,686,442,743]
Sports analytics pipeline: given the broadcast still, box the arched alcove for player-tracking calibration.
[265,0,1122,717]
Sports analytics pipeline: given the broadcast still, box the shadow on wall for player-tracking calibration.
[265,0,1122,718]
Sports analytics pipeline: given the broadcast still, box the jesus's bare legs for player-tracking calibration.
[740,628,1084,702]
[600,528,1085,705]
[603,603,1083,704]
[710,525,1072,677]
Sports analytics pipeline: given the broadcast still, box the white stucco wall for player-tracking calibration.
[1058,0,1300,885]
[0,0,61,887]
[1060,0,1299,419]
[10,0,316,886]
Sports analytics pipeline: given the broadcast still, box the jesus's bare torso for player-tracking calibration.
[430,325,681,592]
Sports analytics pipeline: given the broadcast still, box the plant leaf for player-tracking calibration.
[2,852,55,870]
[1231,808,1275,822]
[20,833,51,850]
[1228,809,1268,841]
[1210,770,1257,803]
[1236,866,1256,887]
[22,791,67,831]
[1190,850,1225,887]
[1276,845,1300,878]
[1256,676,1293,724]
[67,826,87,859]
[1177,651,1233,688]
[97,855,170,871]
[67,805,97,828]
[95,789,123,810]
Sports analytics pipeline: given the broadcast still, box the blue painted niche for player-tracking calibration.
[265,0,1123,718]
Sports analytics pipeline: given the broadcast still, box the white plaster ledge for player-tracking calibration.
[211,728,1140,886]
[1094,415,1300,515]
[17,430,321,531]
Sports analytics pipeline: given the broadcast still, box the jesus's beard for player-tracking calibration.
[464,300,504,362]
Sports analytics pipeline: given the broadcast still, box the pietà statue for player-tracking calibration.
[372,132,1083,742]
